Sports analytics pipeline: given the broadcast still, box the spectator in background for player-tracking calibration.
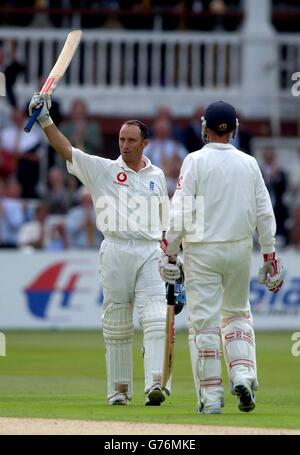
[150,105,183,142]
[46,166,69,215]
[1,1,35,26]
[231,113,253,156]
[66,174,81,208]
[119,0,153,30]
[0,108,43,198]
[66,186,102,249]
[48,0,119,28]
[18,204,67,251]
[2,39,26,108]
[144,117,188,196]
[289,206,300,251]
[61,99,103,156]
[185,0,242,31]
[18,202,67,251]
[260,148,289,246]
[151,0,185,30]
[17,203,48,249]
[0,179,25,248]
[183,105,205,153]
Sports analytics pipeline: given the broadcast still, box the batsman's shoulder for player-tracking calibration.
[72,147,111,166]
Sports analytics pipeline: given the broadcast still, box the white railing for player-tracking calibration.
[276,34,300,120]
[0,28,241,89]
[0,28,299,118]
[277,34,300,91]
[0,28,241,115]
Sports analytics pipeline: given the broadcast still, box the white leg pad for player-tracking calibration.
[195,328,223,407]
[141,296,167,393]
[102,303,134,400]
[188,321,200,406]
[221,316,258,393]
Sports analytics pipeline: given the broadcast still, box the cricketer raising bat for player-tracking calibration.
[161,283,176,390]
[24,30,82,133]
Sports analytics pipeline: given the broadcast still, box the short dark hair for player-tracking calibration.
[122,120,148,140]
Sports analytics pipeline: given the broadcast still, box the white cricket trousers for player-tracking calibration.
[184,237,253,327]
[100,238,167,401]
[183,237,257,407]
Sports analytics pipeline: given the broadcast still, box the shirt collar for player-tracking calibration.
[116,155,152,171]
[207,142,235,150]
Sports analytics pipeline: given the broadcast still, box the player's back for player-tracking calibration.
[190,142,260,243]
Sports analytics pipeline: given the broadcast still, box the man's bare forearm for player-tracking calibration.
[43,123,73,163]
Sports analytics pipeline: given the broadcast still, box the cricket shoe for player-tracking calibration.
[234,383,256,412]
[145,384,165,406]
[108,392,128,406]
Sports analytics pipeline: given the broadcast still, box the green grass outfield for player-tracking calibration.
[0,330,299,430]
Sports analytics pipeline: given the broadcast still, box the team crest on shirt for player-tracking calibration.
[113,172,129,186]
[177,176,183,190]
[149,181,155,191]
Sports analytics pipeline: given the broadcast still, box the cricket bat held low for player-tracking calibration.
[24,30,82,133]
[161,284,176,389]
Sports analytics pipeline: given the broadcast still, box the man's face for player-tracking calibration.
[119,124,148,163]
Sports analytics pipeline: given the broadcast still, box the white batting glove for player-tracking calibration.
[258,253,284,293]
[29,92,53,128]
[159,254,183,284]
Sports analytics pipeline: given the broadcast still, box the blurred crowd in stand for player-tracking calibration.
[1,2,300,251]
[1,91,300,252]
[0,1,243,31]
[0,1,298,32]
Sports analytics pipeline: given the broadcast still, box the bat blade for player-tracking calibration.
[40,30,82,95]
[24,30,82,133]
[161,284,176,390]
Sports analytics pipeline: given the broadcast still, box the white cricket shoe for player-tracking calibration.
[108,392,128,406]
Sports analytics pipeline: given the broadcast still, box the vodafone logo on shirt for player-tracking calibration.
[113,172,129,186]
[117,172,127,183]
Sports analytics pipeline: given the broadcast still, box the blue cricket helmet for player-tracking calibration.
[202,101,239,138]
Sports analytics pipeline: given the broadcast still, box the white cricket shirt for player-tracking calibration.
[166,143,276,254]
[67,147,169,241]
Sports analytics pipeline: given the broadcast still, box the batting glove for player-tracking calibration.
[159,254,182,284]
[258,252,283,293]
[29,92,53,128]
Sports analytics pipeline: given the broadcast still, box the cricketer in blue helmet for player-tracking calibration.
[160,100,283,414]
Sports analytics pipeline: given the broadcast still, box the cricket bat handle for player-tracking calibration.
[24,105,43,133]
[168,284,175,305]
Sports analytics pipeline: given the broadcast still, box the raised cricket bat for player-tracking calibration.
[161,283,176,390]
[24,30,82,133]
